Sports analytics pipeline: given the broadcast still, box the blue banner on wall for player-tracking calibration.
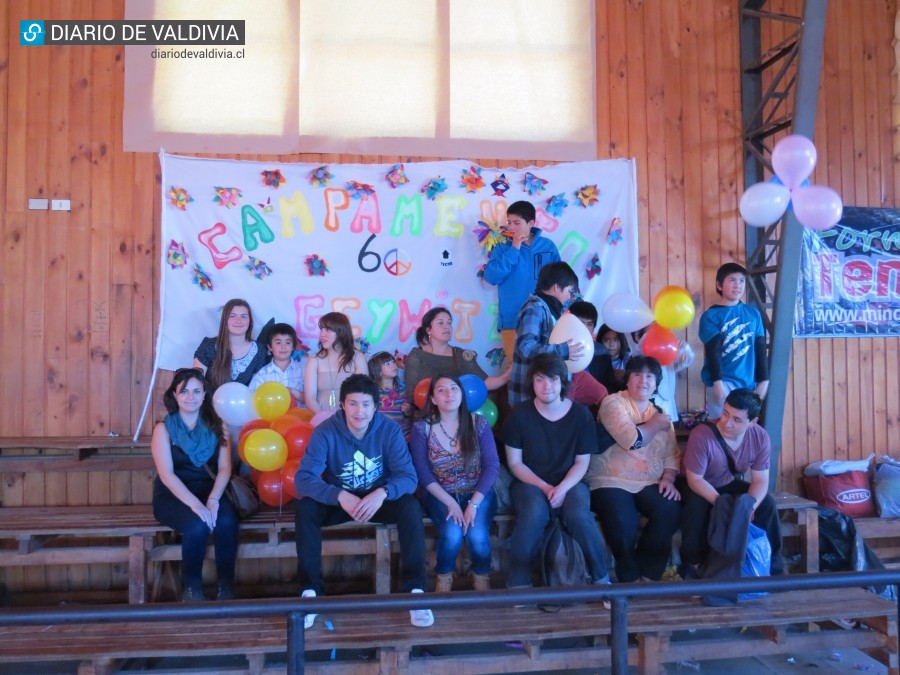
[794,207,900,337]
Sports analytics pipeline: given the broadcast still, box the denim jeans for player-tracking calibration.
[295,493,427,594]
[423,490,496,575]
[507,480,608,587]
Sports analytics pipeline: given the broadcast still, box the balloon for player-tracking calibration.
[458,373,488,410]
[237,431,250,462]
[549,313,595,373]
[255,469,288,507]
[653,286,696,330]
[243,428,288,471]
[641,324,679,366]
[413,378,432,409]
[772,134,817,190]
[240,418,270,436]
[791,185,843,231]
[601,292,654,334]
[269,413,302,438]
[281,458,302,500]
[739,182,791,227]
[286,407,314,422]
[310,409,336,427]
[474,399,498,428]
[212,382,256,426]
[253,382,291,421]
[284,422,314,460]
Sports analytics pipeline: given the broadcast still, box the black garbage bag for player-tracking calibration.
[817,506,896,601]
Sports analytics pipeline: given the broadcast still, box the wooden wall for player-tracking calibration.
[1,0,898,507]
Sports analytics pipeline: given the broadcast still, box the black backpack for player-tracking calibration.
[540,517,591,587]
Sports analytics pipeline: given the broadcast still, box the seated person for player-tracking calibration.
[586,356,681,582]
[249,322,305,404]
[368,351,412,440]
[502,353,609,588]
[679,388,783,577]
[596,324,630,393]
[193,298,271,390]
[294,375,433,628]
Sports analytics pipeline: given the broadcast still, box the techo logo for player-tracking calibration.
[20,21,45,45]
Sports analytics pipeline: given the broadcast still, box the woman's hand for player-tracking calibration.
[445,500,465,529]
[658,478,681,501]
[191,501,215,530]
[462,502,479,534]
[205,497,220,528]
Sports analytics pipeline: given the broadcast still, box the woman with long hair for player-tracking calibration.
[151,368,239,601]
[410,374,500,592]
[303,312,367,413]
[193,299,270,390]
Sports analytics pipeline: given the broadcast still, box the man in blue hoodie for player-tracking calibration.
[295,374,432,628]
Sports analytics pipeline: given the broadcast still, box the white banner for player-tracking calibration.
[157,153,639,373]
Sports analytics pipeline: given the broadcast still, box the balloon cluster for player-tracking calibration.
[213,381,325,507]
[412,374,498,427]
[600,286,696,366]
[739,134,843,231]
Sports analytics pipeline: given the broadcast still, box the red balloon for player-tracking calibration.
[413,378,432,409]
[270,413,303,438]
[240,418,270,436]
[284,422,313,460]
[255,470,288,507]
[641,323,679,366]
[281,458,301,500]
[286,407,314,422]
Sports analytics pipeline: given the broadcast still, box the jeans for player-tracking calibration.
[507,480,608,587]
[295,493,427,594]
[591,485,681,582]
[153,480,238,588]
[423,490,496,575]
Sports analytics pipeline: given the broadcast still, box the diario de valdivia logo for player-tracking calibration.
[20,21,45,45]
[18,20,244,46]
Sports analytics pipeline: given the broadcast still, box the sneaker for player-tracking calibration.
[181,584,206,602]
[216,584,235,601]
[594,576,611,610]
[301,589,317,629]
[409,589,434,628]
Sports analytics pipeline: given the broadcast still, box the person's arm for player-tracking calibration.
[295,428,342,504]
[482,242,517,286]
[353,422,417,522]
[505,445,552,494]
[409,422,438,489]
[673,341,695,373]
[516,303,569,361]
[685,469,721,506]
[303,357,322,412]
[206,429,233,526]
[598,396,644,449]
[546,454,590,508]
[151,423,214,529]
[748,468,769,510]
[352,350,368,374]
[472,416,500,495]
[485,366,511,391]
[193,337,215,376]
[403,349,424,403]
[703,333,726,398]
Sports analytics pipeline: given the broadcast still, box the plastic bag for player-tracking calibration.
[873,457,900,517]
[804,456,873,476]
[803,471,876,517]
[739,523,771,600]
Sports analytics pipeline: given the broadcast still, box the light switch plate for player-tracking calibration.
[51,199,71,211]
[28,198,49,210]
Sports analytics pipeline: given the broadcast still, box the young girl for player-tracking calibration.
[368,351,412,440]
[409,374,500,592]
[303,312,367,413]
[598,323,631,392]
[193,298,270,390]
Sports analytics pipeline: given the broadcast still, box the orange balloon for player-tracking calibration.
[413,378,432,409]
[641,323,679,366]
[284,422,314,460]
[270,413,303,438]
[286,407,314,422]
[255,470,288,507]
[240,418,270,436]
[237,432,250,462]
[281,458,302,500]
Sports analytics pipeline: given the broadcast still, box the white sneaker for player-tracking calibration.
[301,589,317,629]
[409,588,434,628]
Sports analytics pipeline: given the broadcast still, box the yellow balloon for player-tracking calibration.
[653,285,696,329]
[254,381,291,421]
[243,428,288,472]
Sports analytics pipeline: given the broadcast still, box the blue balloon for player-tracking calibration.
[459,373,488,411]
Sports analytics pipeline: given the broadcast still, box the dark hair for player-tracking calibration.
[163,368,224,446]
[725,388,763,421]
[317,312,356,372]
[415,306,452,347]
[715,262,748,296]
[339,373,380,407]
[568,300,598,326]
[267,322,298,347]
[623,355,663,395]
[368,351,399,389]
[422,373,478,465]
[598,324,629,358]
[527,353,571,399]
[506,200,536,223]
[536,261,578,293]
[209,299,253,390]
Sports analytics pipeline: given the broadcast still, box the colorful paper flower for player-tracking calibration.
[521,172,548,196]
[261,169,286,188]
[304,254,329,277]
[385,164,409,188]
[257,197,274,213]
[354,337,371,355]
[346,180,375,199]
[421,176,448,201]
[545,193,569,217]
[393,350,408,369]
[245,256,273,280]
[486,347,506,368]
[309,165,333,187]
[473,219,510,256]
[476,263,486,280]
[213,187,242,208]
[460,165,485,193]
[490,173,510,197]
[607,216,623,245]
[293,340,312,359]
[192,263,213,291]
[585,253,602,280]
[166,239,188,269]
[168,186,193,210]
[575,184,600,208]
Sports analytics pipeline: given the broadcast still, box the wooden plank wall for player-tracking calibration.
[0,0,897,511]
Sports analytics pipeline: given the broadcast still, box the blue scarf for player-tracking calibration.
[164,412,217,467]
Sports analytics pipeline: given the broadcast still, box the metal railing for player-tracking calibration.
[0,570,897,674]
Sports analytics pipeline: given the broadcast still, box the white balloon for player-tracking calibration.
[739,182,791,227]
[212,382,256,426]
[601,293,654,333]
[550,313,596,374]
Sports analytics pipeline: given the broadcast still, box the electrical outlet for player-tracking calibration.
[51,199,71,211]
[28,198,49,210]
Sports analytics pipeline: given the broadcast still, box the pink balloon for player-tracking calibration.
[791,185,843,231]
[772,135,817,190]
[310,409,336,427]
[739,182,790,227]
